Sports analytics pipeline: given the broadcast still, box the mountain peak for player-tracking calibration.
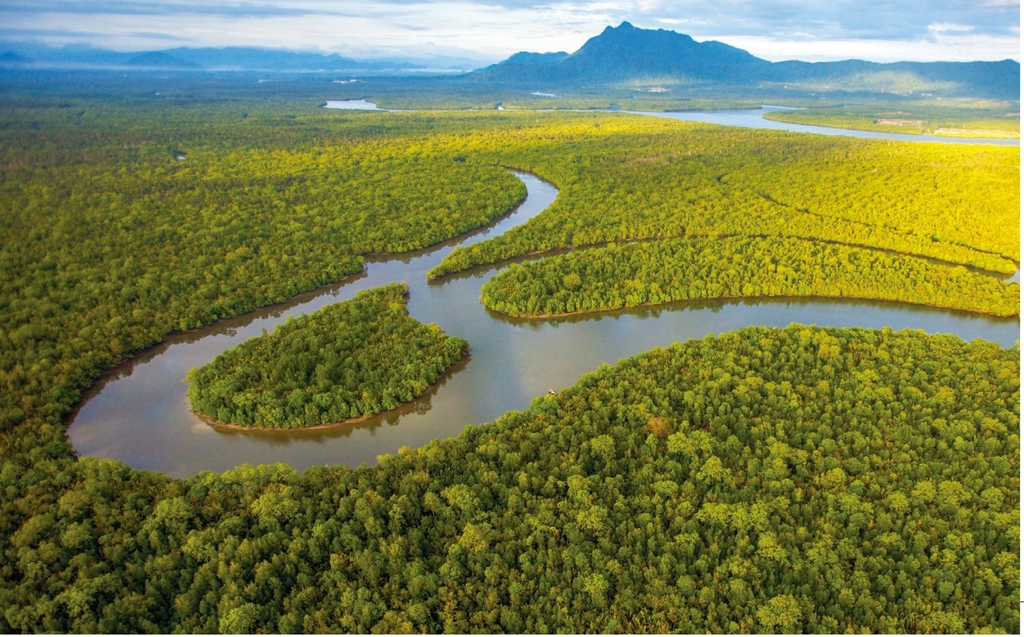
[475,22,766,83]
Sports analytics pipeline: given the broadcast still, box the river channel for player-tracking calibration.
[68,114,1020,478]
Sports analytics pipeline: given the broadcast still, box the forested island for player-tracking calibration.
[186,284,469,429]
[0,79,1018,633]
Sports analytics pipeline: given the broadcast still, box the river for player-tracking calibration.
[68,117,1020,478]
[628,105,1020,146]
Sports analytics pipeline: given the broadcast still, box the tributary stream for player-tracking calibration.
[68,115,1020,478]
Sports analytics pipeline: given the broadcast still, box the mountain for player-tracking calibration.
[162,47,422,72]
[768,59,1021,99]
[126,52,202,69]
[0,44,438,74]
[497,51,570,67]
[472,22,1020,99]
[0,51,31,66]
[478,22,768,84]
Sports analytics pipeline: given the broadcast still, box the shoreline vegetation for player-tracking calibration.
[480,236,1021,319]
[185,283,469,430]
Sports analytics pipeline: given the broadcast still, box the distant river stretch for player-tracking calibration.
[324,100,1020,146]
[68,109,1020,478]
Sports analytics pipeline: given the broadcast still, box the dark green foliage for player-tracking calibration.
[186,283,469,429]
[481,236,1020,317]
[0,101,529,632]
[3,326,1019,632]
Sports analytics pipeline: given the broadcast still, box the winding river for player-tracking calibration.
[68,115,1020,478]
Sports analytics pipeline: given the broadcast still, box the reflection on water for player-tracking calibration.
[322,99,382,110]
[69,169,1020,478]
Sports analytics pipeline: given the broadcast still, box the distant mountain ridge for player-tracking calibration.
[0,45,467,73]
[473,22,1020,99]
[126,52,201,69]
[160,48,421,72]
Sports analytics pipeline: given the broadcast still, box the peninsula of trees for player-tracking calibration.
[429,115,1019,280]
[481,236,1020,318]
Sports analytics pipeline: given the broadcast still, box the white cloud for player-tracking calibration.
[656,17,708,26]
[928,23,975,33]
[715,32,1020,62]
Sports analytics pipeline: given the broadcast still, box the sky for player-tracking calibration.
[0,0,1020,64]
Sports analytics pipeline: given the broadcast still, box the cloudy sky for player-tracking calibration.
[1,0,1019,63]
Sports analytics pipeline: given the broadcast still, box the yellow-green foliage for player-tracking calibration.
[763,104,1020,138]
[481,237,1020,317]
[186,283,469,429]
[429,113,1019,278]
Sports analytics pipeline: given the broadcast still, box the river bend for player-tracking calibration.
[69,129,1020,478]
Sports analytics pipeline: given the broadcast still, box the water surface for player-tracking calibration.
[627,105,1020,146]
[323,99,382,110]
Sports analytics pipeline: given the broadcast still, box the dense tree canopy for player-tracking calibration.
[0,103,525,434]
[481,236,1020,318]
[187,284,469,429]
[429,114,1019,278]
[0,94,1018,633]
[2,326,1019,632]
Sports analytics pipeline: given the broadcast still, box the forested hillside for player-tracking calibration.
[0,97,1018,632]
[473,22,1020,100]
[187,283,469,429]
